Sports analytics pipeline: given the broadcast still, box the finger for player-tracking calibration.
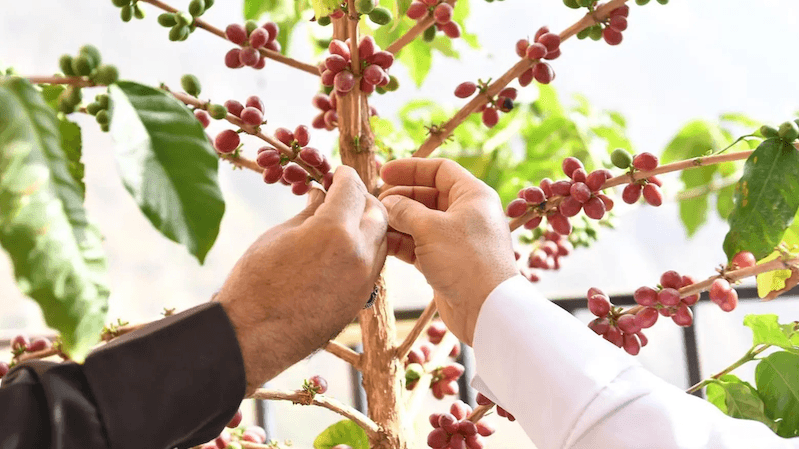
[380,158,478,199]
[284,188,326,226]
[387,230,417,264]
[378,186,447,211]
[360,195,388,250]
[380,194,443,237]
[315,166,367,225]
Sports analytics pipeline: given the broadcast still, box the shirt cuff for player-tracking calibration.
[470,275,639,449]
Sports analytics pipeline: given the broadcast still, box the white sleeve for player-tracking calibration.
[469,275,798,449]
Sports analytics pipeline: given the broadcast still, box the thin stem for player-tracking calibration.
[395,300,438,361]
[507,149,753,231]
[325,340,362,369]
[467,403,494,423]
[385,0,457,55]
[685,344,771,394]
[250,388,380,439]
[412,0,628,157]
[170,90,324,181]
[675,177,739,201]
[21,75,96,87]
[137,0,320,76]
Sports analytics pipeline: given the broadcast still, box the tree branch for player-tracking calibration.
[467,403,493,423]
[395,299,437,361]
[325,340,362,369]
[137,0,320,76]
[412,0,628,157]
[385,0,457,55]
[20,75,96,87]
[250,388,380,439]
[507,149,754,231]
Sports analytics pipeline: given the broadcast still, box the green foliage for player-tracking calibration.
[744,314,799,352]
[310,0,339,20]
[661,119,747,237]
[59,118,85,199]
[313,420,369,449]
[706,374,778,431]
[723,138,799,261]
[755,351,799,437]
[0,77,108,362]
[108,81,225,263]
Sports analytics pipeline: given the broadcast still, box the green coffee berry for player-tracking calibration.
[778,121,799,142]
[576,28,590,39]
[375,86,386,95]
[176,11,193,26]
[578,0,592,7]
[760,125,779,139]
[204,0,214,8]
[245,20,259,36]
[169,25,190,41]
[59,55,75,76]
[610,148,633,169]
[58,98,76,114]
[208,104,228,120]
[657,0,668,3]
[635,0,650,4]
[79,45,102,67]
[111,0,129,7]
[317,16,331,26]
[100,123,110,132]
[405,363,424,382]
[385,75,399,91]
[563,0,580,8]
[96,94,110,109]
[589,25,603,41]
[72,55,93,77]
[180,74,201,97]
[86,102,102,116]
[322,84,333,95]
[157,13,177,27]
[368,7,392,25]
[133,3,146,19]
[121,5,133,22]
[188,0,205,17]
[356,0,375,14]
[67,86,82,105]
[94,65,119,85]
[96,110,110,125]
[423,25,436,42]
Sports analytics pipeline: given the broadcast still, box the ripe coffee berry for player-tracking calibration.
[214,130,240,153]
[532,62,554,84]
[642,183,663,206]
[482,108,499,128]
[632,152,658,171]
[226,409,243,428]
[731,251,757,269]
[622,183,642,204]
[240,107,263,126]
[309,375,328,394]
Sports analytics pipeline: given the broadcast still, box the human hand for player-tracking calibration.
[378,159,518,346]
[217,166,387,395]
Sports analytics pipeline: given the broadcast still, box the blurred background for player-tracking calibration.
[2,0,799,447]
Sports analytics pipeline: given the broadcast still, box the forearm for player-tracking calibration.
[1,301,246,449]
[470,276,798,449]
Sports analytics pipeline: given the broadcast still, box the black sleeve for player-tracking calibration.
[0,301,247,449]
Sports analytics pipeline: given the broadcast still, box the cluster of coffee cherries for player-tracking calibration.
[223,21,281,70]
[404,321,462,396]
[476,392,515,422]
[610,149,663,206]
[427,400,494,449]
[709,251,756,311]
[586,286,656,356]
[155,0,213,41]
[311,92,338,130]
[316,1,393,26]
[516,26,562,87]
[85,93,112,132]
[454,81,516,128]
[110,0,146,22]
[407,0,462,40]
[760,119,799,143]
[0,335,56,379]
[212,95,266,151]
[506,157,614,236]
[573,5,629,46]
[200,409,268,449]
[57,46,119,114]
[522,230,573,281]
[320,37,395,96]
[256,125,334,194]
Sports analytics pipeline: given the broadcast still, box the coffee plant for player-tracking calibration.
[2,0,799,447]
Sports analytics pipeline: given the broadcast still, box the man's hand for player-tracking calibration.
[217,166,388,395]
[379,159,518,346]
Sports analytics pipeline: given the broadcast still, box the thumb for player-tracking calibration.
[381,195,437,237]
[294,187,326,221]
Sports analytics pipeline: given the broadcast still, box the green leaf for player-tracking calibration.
[755,351,799,437]
[755,251,793,299]
[310,0,338,19]
[716,183,735,219]
[680,194,709,237]
[0,77,108,362]
[40,84,66,111]
[744,314,798,351]
[108,81,224,263]
[313,420,369,449]
[723,138,799,261]
[390,0,412,32]
[59,118,84,200]
[706,374,778,431]
[399,38,433,87]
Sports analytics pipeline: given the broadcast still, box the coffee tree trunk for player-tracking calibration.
[333,12,411,449]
